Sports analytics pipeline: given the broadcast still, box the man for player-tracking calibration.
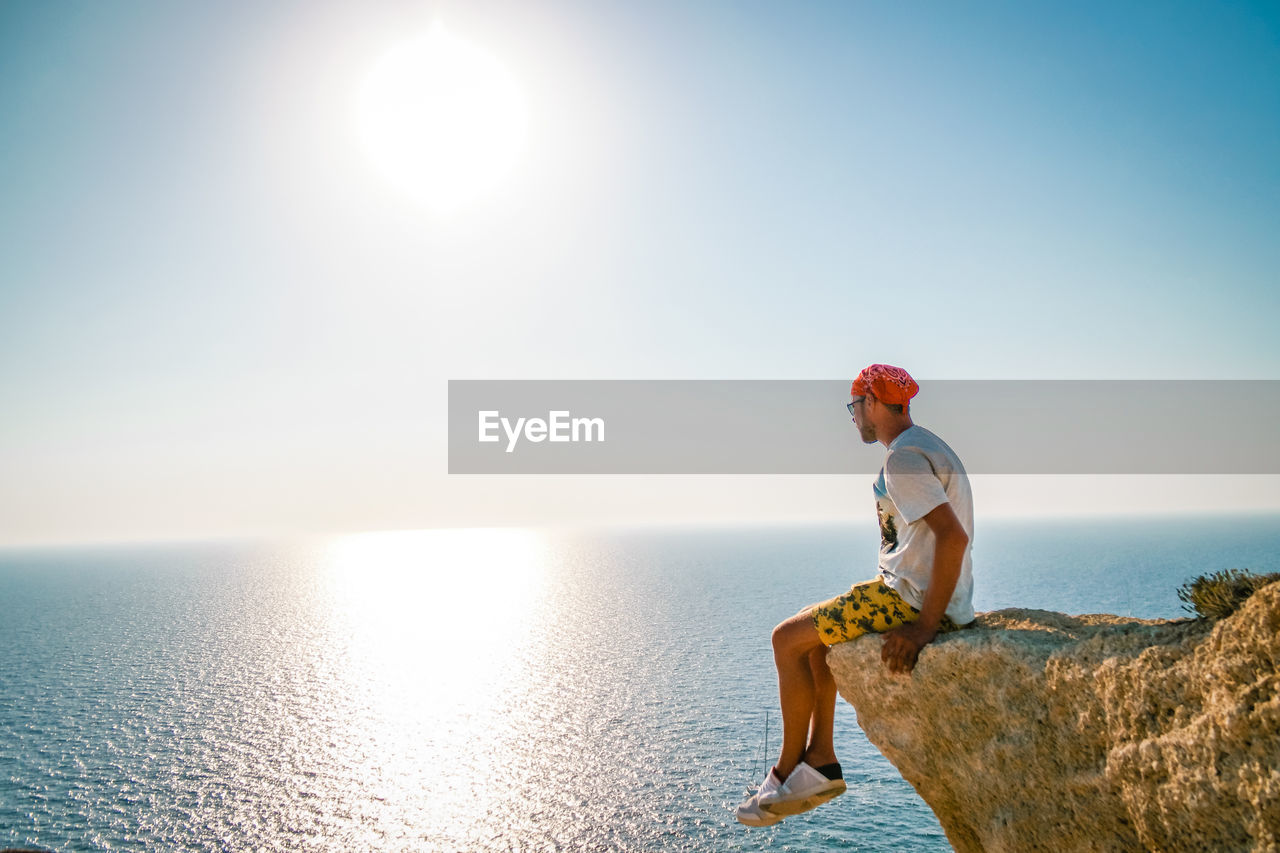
[736,363,975,827]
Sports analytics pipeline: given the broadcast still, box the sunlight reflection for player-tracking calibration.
[322,527,546,690]
[311,528,552,845]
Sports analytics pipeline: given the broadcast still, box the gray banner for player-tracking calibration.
[447,380,1280,474]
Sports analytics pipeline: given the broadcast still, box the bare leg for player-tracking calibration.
[802,645,838,767]
[770,609,827,779]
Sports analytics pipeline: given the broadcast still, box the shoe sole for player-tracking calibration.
[759,781,847,816]
[735,801,784,827]
[735,812,783,827]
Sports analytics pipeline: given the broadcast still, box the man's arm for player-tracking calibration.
[881,501,969,674]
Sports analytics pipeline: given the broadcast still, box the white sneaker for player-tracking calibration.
[758,761,846,816]
[735,768,785,827]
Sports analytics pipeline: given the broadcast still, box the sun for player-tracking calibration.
[356,23,527,214]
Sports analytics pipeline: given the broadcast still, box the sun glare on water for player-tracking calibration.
[320,527,550,709]
[356,23,528,214]
[311,528,552,843]
[323,528,546,658]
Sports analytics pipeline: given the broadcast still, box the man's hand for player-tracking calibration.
[880,621,938,674]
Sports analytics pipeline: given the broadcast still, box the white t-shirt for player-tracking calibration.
[873,425,975,625]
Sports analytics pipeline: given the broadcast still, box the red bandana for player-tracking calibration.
[851,364,919,406]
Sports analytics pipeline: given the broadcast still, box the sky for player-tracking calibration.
[2,0,1279,545]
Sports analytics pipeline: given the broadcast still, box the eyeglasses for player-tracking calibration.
[846,397,866,416]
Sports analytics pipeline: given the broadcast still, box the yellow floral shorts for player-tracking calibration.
[811,579,958,647]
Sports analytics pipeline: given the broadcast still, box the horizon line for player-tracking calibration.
[3,507,1280,551]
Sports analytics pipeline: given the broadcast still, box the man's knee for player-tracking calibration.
[771,610,823,657]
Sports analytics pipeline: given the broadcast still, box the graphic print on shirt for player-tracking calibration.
[874,476,900,552]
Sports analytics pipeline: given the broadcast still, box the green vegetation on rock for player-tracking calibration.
[1176,568,1280,621]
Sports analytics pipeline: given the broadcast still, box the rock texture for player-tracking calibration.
[827,582,1280,852]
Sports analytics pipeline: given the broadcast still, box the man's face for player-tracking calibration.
[849,395,877,444]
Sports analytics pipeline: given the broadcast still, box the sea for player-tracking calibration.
[3,515,1279,852]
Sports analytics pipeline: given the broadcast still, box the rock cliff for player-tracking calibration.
[827,582,1280,852]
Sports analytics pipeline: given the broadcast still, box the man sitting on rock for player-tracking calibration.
[736,363,976,826]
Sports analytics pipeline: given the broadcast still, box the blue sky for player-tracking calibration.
[2,1,1278,544]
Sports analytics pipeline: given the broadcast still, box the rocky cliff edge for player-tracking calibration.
[827,582,1280,852]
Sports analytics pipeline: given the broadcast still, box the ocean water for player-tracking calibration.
[3,515,1279,852]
